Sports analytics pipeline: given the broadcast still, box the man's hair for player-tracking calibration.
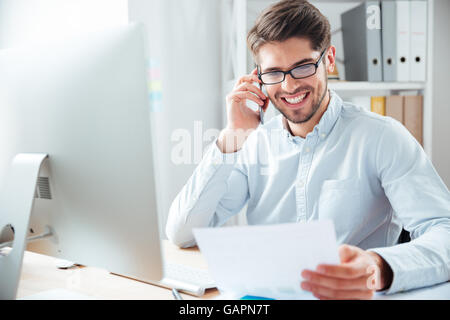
[247,0,331,61]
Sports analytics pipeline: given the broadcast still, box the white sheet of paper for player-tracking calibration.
[193,220,339,300]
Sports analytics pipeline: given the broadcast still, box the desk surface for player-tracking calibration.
[17,241,450,300]
[17,241,218,300]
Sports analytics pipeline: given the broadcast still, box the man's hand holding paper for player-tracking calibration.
[301,244,393,300]
[193,220,341,300]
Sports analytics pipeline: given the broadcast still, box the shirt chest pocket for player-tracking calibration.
[318,178,361,241]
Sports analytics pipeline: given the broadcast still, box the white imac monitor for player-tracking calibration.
[0,23,163,299]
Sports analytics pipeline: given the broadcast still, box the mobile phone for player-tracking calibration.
[259,83,269,125]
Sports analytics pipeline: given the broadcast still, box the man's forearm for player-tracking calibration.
[166,139,248,247]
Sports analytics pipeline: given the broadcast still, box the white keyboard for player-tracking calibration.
[159,263,216,296]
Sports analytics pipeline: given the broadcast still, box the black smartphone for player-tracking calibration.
[259,83,269,125]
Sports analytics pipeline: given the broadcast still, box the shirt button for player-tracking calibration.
[305,147,311,153]
[321,133,326,139]
[297,181,305,188]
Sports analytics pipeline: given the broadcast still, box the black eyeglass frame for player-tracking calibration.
[257,49,327,85]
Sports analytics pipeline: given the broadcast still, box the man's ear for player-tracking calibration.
[325,45,336,74]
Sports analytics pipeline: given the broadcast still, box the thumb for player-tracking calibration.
[338,244,358,264]
[262,96,269,112]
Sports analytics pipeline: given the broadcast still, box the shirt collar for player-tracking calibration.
[280,90,342,140]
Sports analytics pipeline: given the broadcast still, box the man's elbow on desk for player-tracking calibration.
[168,236,197,249]
[165,222,197,249]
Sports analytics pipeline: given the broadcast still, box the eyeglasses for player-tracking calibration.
[258,49,327,85]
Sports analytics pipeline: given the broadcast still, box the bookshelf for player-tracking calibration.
[221,0,434,159]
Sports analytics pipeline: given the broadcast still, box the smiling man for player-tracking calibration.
[166,0,450,299]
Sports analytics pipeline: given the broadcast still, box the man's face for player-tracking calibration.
[257,37,330,124]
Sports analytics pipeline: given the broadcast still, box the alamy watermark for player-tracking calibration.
[367,4,381,30]
[170,121,282,175]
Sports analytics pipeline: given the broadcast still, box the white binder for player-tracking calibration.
[409,0,427,82]
[396,1,411,81]
[341,1,383,82]
[381,0,397,82]
[381,0,411,82]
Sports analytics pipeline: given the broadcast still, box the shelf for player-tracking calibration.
[328,81,425,91]
[309,0,382,2]
[328,81,425,97]
[227,79,425,94]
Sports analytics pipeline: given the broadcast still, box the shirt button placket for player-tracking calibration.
[296,156,308,221]
[296,137,317,222]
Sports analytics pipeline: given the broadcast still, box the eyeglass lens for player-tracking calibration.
[261,64,317,84]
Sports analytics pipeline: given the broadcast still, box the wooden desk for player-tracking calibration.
[16,241,219,300]
[15,241,450,300]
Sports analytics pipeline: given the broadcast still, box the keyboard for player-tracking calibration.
[158,263,216,296]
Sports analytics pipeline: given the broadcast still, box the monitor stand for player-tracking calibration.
[0,153,49,300]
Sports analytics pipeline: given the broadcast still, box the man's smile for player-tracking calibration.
[280,91,311,109]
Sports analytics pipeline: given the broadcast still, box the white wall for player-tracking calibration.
[128,0,224,236]
[432,0,450,188]
[0,0,128,48]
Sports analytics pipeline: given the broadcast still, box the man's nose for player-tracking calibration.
[281,73,298,93]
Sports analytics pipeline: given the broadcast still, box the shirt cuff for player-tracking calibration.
[206,138,243,166]
[368,244,448,295]
[368,246,405,294]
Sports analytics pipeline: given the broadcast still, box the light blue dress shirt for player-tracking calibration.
[166,90,450,294]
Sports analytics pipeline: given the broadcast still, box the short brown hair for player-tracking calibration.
[247,0,331,61]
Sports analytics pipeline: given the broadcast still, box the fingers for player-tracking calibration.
[300,245,378,299]
[261,100,269,113]
[227,91,265,107]
[235,82,267,101]
[234,72,261,89]
[231,69,267,108]
[301,270,369,290]
[302,282,374,300]
[301,272,375,299]
[339,244,359,263]
[314,262,368,279]
[228,69,268,118]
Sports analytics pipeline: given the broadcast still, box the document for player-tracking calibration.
[193,220,339,300]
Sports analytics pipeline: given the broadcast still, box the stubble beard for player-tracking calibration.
[270,75,328,124]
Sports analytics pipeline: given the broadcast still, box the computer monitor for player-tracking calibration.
[0,23,164,299]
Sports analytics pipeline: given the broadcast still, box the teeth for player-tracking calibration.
[285,93,307,104]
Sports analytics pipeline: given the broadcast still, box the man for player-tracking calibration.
[166,0,450,299]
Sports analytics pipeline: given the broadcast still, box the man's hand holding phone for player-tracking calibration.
[217,68,268,153]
